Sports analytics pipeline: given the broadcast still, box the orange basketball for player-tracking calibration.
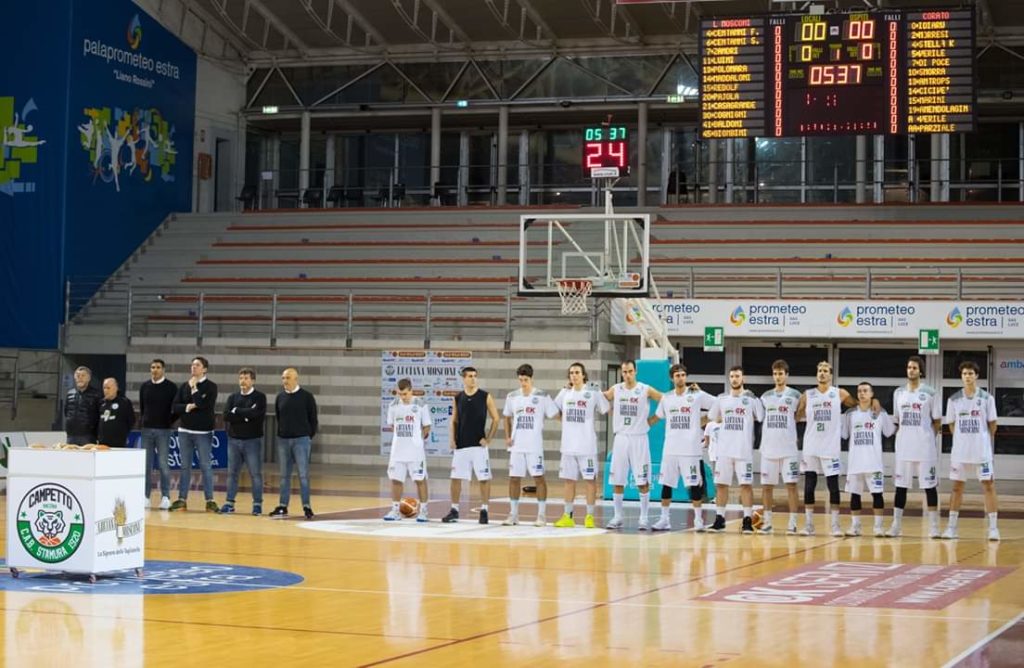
[399,497,420,518]
[752,509,764,530]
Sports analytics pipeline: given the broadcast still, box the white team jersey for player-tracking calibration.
[844,407,895,474]
[760,387,801,458]
[612,382,652,435]
[503,388,559,454]
[803,387,844,457]
[704,421,721,461]
[657,389,715,457]
[946,389,998,464]
[555,386,610,456]
[708,391,764,461]
[387,399,432,461]
[893,383,942,463]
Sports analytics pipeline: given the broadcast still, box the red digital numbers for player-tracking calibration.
[583,141,628,169]
[809,64,863,86]
[846,19,875,40]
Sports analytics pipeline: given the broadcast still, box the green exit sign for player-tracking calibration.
[704,326,724,352]
[919,329,939,355]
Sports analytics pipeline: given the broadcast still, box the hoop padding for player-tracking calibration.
[557,279,593,315]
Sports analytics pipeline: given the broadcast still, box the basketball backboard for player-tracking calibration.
[518,213,650,297]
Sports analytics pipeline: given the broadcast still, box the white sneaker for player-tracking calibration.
[502,515,519,526]
[845,525,862,537]
[637,519,651,532]
[786,524,799,535]
[758,524,774,535]
[652,517,672,531]
[928,526,941,539]
[158,496,171,510]
[533,516,546,527]
[144,497,151,509]
[831,523,844,537]
[988,527,1001,541]
[383,509,401,521]
[416,509,429,523]
[873,526,885,537]
[885,524,902,537]
[693,519,707,533]
[606,516,624,530]
[801,524,816,537]
[941,525,958,540]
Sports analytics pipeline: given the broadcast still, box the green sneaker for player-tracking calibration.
[169,499,187,512]
[554,513,575,528]
[584,514,596,529]
[205,500,219,513]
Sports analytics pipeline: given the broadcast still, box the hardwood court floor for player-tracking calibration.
[1,473,1021,668]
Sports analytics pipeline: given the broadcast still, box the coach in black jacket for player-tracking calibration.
[97,378,135,447]
[170,356,219,513]
[65,366,102,445]
[269,368,318,519]
[220,367,267,515]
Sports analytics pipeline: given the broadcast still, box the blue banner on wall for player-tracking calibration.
[127,430,229,470]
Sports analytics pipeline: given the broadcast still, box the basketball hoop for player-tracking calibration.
[556,279,593,315]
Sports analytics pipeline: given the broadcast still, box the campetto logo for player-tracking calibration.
[837,306,854,327]
[16,483,85,564]
[126,14,143,50]
[730,306,746,326]
[947,306,963,328]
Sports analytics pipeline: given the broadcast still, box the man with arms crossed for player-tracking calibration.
[501,364,559,526]
[707,366,764,534]
[383,378,432,522]
[443,367,500,524]
[759,360,802,535]
[604,360,663,530]
[554,363,610,529]
[221,367,267,516]
[888,356,942,538]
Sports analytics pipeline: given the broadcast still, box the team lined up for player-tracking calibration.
[384,357,1000,540]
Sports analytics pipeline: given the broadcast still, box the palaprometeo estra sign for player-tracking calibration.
[612,300,1024,339]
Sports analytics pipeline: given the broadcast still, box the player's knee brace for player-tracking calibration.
[894,486,908,509]
[661,485,673,501]
[850,493,862,511]
[804,471,818,505]
[689,484,704,502]
[826,475,840,505]
[872,493,884,509]
[925,487,938,508]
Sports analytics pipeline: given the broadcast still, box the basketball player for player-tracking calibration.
[383,378,431,522]
[603,360,663,530]
[843,382,894,537]
[502,364,559,526]
[796,361,859,537]
[443,367,500,524]
[649,364,714,531]
[707,366,764,534]
[759,360,802,535]
[554,362,610,529]
[942,361,1000,541]
[888,356,942,538]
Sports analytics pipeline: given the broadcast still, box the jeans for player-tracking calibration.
[277,436,311,507]
[177,430,214,501]
[142,428,173,499]
[226,437,264,505]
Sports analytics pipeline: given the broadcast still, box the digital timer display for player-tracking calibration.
[582,126,630,175]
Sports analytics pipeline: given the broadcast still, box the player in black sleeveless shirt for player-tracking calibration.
[443,367,500,524]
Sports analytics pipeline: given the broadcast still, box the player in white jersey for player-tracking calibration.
[888,356,943,538]
[502,363,560,526]
[649,363,714,531]
[942,361,1000,541]
[383,378,432,521]
[553,362,610,529]
[603,360,664,530]
[707,366,764,534]
[842,382,895,537]
[759,360,802,535]
[796,361,859,537]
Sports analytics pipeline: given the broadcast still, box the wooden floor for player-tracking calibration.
[2,472,1021,668]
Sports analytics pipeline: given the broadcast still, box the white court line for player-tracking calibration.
[940,610,1024,668]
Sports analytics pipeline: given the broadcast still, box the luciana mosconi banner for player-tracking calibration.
[612,300,1024,339]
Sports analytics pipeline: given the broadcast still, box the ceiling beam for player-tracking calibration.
[249,0,310,55]
[333,0,387,48]
[421,0,473,44]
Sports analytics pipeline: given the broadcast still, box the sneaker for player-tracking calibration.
[252,504,262,516]
[144,497,151,509]
[554,513,575,528]
[533,516,546,527]
[169,499,187,512]
[845,525,862,537]
[303,506,314,520]
[637,519,651,532]
[800,524,816,537]
[694,518,707,533]
[873,526,885,537]
[220,503,235,514]
[158,496,172,510]
[584,514,596,529]
[269,505,288,517]
[502,515,519,526]
[416,508,429,523]
[383,508,401,521]
[928,526,941,539]
[606,516,624,530]
[885,524,903,538]
[478,509,489,525]
[652,517,672,531]
[741,517,754,534]
[441,508,460,523]
[988,527,1001,541]
[941,526,958,540]
[831,523,844,537]
[787,524,799,535]
[205,500,219,513]
[759,524,774,535]
[708,515,726,533]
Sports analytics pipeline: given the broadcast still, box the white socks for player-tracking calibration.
[639,492,650,519]
[613,493,624,518]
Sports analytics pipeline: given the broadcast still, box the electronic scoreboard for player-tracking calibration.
[582,125,630,177]
[700,8,975,138]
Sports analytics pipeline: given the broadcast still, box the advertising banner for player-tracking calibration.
[995,349,1024,380]
[380,351,473,456]
[127,430,228,469]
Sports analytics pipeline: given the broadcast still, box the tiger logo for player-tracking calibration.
[34,510,66,547]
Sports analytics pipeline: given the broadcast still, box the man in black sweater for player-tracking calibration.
[97,378,135,447]
[270,368,318,519]
[170,356,219,513]
[65,366,102,445]
[221,367,267,515]
[139,358,178,510]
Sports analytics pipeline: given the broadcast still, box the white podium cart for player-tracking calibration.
[6,448,146,582]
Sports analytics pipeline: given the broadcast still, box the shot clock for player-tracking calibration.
[582,125,630,177]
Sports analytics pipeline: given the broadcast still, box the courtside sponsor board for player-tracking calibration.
[698,561,1014,610]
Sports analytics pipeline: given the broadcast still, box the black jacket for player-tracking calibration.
[223,389,267,439]
[275,388,318,439]
[139,378,178,429]
[65,384,102,440]
[97,395,136,447]
[173,377,218,432]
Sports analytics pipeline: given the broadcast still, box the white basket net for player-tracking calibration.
[556,279,593,315]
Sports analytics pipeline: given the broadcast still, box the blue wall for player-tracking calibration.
[1,0,195,348]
